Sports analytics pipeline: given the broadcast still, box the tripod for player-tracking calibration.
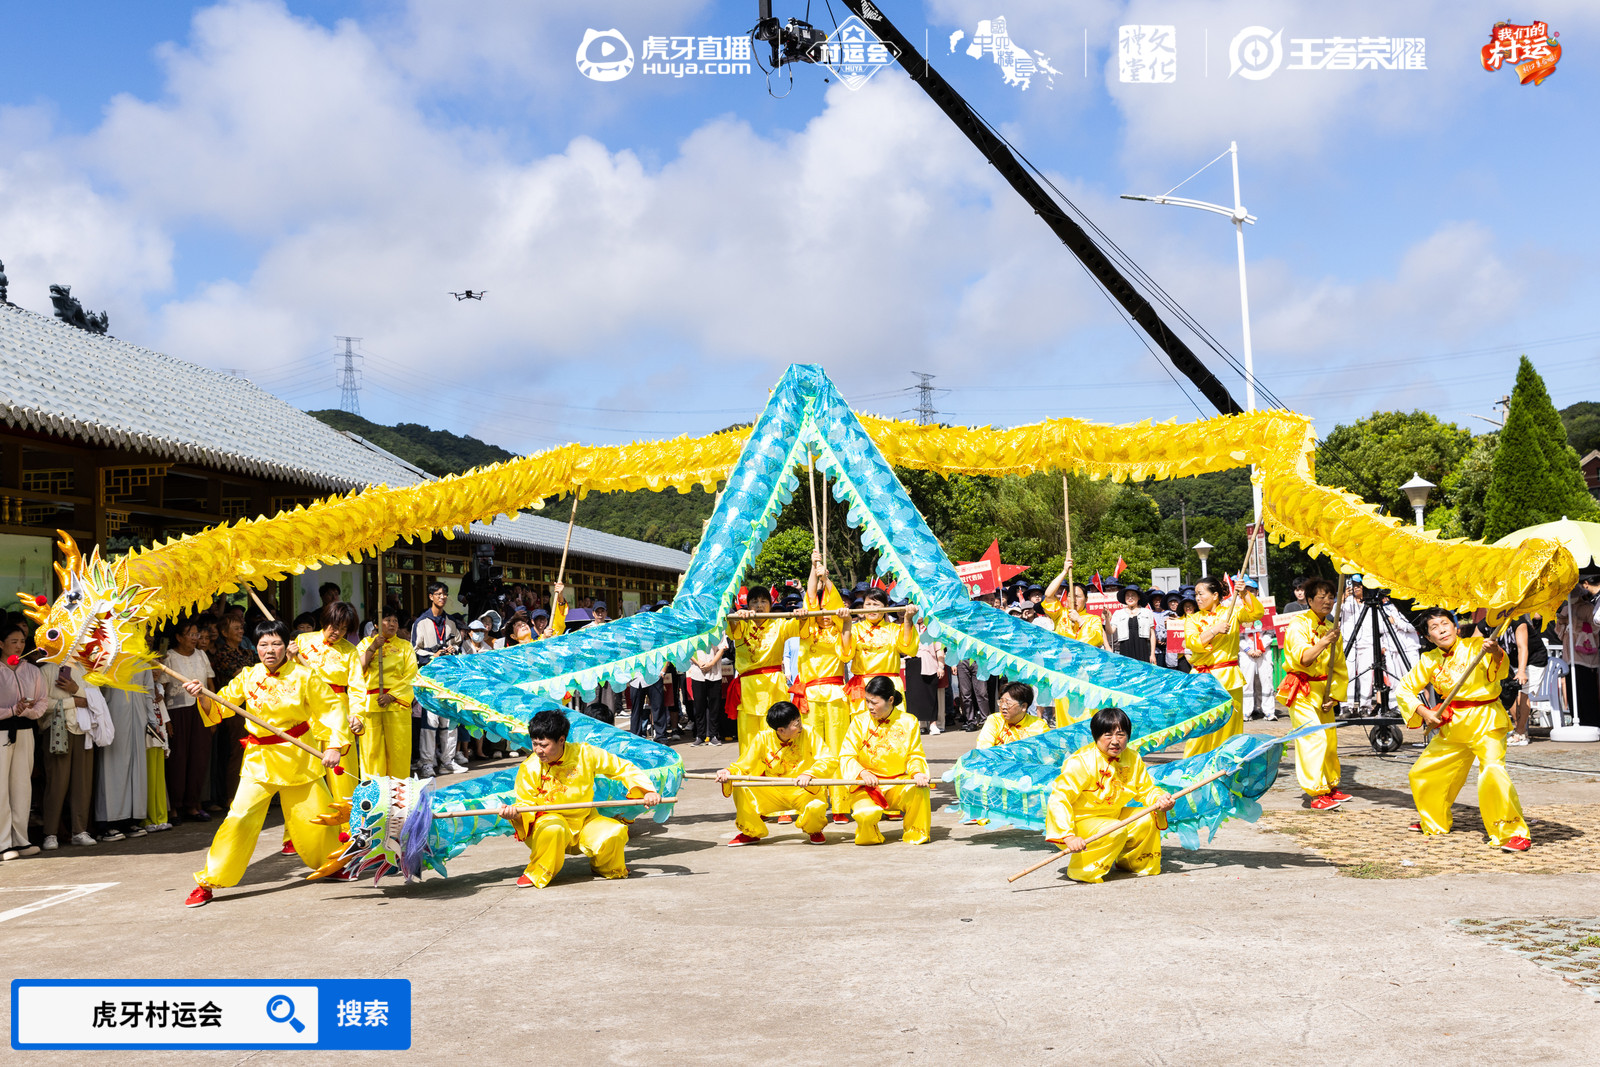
[1338,595,1415,753]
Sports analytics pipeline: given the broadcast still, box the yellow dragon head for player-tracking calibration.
[18,532,157,690]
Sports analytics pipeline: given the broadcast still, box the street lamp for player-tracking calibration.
[1124,141,1266,601]
[1193,539,1213,579]
[1399,472,1435,530]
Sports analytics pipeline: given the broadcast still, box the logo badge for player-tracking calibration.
[1229,26,1283,80]
[1481,21,1561,85]
[577,28,635,82]
[809,14,898,90]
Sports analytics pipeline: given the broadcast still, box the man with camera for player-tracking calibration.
[412,581,465,776]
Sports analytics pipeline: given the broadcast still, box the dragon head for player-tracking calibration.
[309,776,439,885]
[19,531,157,690]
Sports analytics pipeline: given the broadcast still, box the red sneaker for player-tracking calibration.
[1309,794,1342,811]
[280,841,297,855]
[515,874,536,888]
[808,832,827,844]
[727,833,762,847]
[777,814,793,824]
[184,886,213,908]
[1408,821,1423,833]
[1500,836,1532,853]
[1328,789,1354,802]
[832,814,850,824]
[328,868,359,882]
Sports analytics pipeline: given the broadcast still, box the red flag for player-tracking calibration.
[769,585,780,603]
[1112,557,1126,581]
[1092,572,1103,593]
[873,574,892,593]
[737,586,748,609]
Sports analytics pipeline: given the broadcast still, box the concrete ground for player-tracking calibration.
[4,720,1599,1065]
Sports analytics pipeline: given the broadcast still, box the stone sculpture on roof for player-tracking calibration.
[49,283,109,335]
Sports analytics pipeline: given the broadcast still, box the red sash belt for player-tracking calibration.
[844,672,902,703]
[1196,659,1239,674]
[1436,695,1499,726]
[725,664,785,720]
[788,675,845,716]
[329,684,348,694]
[1275,670,1328,706]
[854,779,891,809]
[240,720,310,749]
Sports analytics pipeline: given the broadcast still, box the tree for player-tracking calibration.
[1561,400,1600,456]
[1317,411,1472,518]
[745,527,815,592]
[1431,432,1497,541]
[1484,356,1600,541]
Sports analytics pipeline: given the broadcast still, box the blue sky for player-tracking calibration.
[0,0,1594,450]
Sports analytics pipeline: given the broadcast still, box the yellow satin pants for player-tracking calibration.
[195,776,341,888]
[522,813,630,888]
[850,784,931,845]
[357,709,412,779]
[1183,686,1243,760]
[733,785,829,838]
[1289,697,1340,797]
[1409,730,1528,846]
[806,686,852,812]
[737,676,790,754]
[286,733,356,843]
[1062,808,1163,883]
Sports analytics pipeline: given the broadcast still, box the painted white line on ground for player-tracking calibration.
[0,883,118,924]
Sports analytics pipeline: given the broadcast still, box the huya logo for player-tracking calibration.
[577,28,635,81]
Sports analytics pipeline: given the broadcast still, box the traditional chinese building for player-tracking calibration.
[0,302,688,619]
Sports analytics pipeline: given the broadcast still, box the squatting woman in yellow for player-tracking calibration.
[1183,575,1264,759]
[1044,707,1174,884]
[1395,608,1530,852]
[1275,578,1352,811]
[496,709,660,888]
[181,620,349,907]
[353,605,419,778]
[838,675,930,846]
[727,588,800,752]
[716,700,835,846]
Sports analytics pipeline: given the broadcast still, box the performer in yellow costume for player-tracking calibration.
[496,709,661,887]
[353,606,418,779]
[839,675,931,845]
[716,700,834,845]
[845,588,919,708]
[1274,578,1351,810]
[535,580,568,639]
[794,553,856,816]
[977,682,1050,748]
[1045,707,1174,883]
[1183,575,1264,759]
[182,620,348,907]
[727,587,800,752]
[1041,580,1107,648]
[290,600,359,809]
[1395,609,1530,852]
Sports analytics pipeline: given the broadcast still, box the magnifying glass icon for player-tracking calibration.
[266,994,305,1033]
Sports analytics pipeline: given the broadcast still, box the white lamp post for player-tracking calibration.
[1125,141,1266,601]
[1193,539,1213,580]
[1399,473,1435,530]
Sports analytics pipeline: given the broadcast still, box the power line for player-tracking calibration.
[335,336,363,416]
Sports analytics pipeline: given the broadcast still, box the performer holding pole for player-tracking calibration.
[1042,571,1104,648]
[1275,578,1351,810]
[716,700,834,846]
[495,709,661,888]
[354,605,418,778]
[180,620,350,907]
[838,675,931,846]
[795,550,854,818]
[1042,707,1175,884]
[727,588,800,752]
[1182,558,1265,759]
[1395,608,1530,852]
[845,587,920,750]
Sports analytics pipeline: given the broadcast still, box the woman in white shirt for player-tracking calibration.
[1108,587,1156,665]
[161,619,215,824]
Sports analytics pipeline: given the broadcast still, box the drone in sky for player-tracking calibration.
[449,290,487,301]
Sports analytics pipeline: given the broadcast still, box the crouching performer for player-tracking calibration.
[184,620,349,907]
[839,676,931,846]
[1044,707,1175,884]
[497,709,662,888]
[716,700,834,846]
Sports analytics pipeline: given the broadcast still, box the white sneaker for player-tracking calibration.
[451,761,470,772]
[70,832,97,847]
[930,723,942,734]
[1507,733,1529,746]
[145,823,171,834]
[100,829,126,843]
[127,826,148,838]
[41,835,58,851]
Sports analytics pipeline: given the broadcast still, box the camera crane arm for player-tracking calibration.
[763,1,1243,416]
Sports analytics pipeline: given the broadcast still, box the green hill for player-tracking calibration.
[307,410,515,476]
[1562,400,1600,455]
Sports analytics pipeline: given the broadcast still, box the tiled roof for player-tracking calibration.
[0,302,421,490]
[0,302,694,572]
